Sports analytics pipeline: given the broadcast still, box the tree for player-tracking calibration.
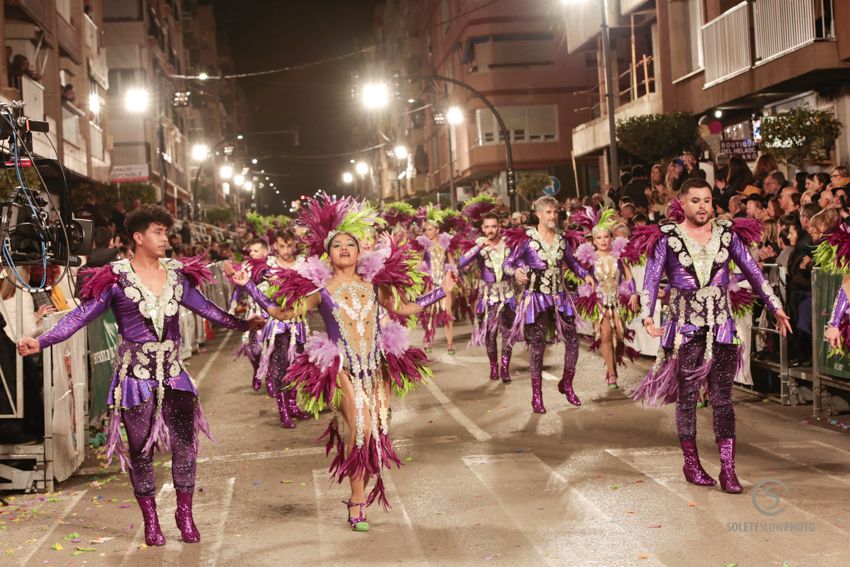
[516,173,551,205]
[616,113,699,164]
[759,106,843,166]
[205,206,234,225]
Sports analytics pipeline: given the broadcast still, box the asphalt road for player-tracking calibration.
[2,321,850,566]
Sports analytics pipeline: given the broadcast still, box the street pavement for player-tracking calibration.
[2,320,850,566]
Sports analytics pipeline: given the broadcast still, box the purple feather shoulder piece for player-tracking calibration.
[78,264,119,300]
[730,217,763,246]
[176,255,214,288]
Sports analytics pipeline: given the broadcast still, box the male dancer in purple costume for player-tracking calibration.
[18,205,263,546]
[504,196,595,413]
[458,212,516,383]
[261,229,311,428]
[637,179,791,493]
[230,237,271,393]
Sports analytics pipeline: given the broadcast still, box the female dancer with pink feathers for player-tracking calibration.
[235,195,455,532]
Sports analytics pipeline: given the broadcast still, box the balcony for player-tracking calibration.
[564,0,621,53]
[5,0,55,40]
[57,14,82,64]
[83,14,99,52]
[88,48,108,88]
[753,0,835,66]
[701,1,751,88]
[572,91,662,157]
[21,75,44,121]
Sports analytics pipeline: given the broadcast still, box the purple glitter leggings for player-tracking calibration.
[122,387,198,498]
[268,331,302,393]
[481,306,515,365]
[675,337,739,441]
[526,310,579,380]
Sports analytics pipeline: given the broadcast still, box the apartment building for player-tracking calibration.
[568,0,850,193]
[370,0,593,206]
[0,0,111,184]
[103,0,192,217]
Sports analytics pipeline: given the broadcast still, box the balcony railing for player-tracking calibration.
[754,0,835,66]
[21,75,44,121]
[702,1,751,88]
[89,122,104,161]
[84,14,99,52]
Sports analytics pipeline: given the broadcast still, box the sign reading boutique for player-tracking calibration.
[720,139,759,162]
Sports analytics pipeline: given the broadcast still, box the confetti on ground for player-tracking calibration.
[51,543,63,551]
[688,502,698,507]
[280,480,293,484]
[639,553,650,560]
[89,537,114,544]
[647,524,662,529]
[404,456,413,462]
[611,484,619,490]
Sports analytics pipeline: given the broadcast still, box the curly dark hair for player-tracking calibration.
[275,228,296,242]
[125,204,173,238]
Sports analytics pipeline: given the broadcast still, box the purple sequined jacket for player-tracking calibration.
[38,259,249,409]
[458,238,516,314]
[504,227,588,324]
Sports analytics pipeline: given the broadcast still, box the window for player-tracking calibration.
[475,105,557,146]
[669,0,704,79]
[104,0,143,21]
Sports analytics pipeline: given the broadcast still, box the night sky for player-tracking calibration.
[210,0,381,213]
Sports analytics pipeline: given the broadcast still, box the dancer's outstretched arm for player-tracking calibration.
[18,287,115,355]
[379,272,457,316]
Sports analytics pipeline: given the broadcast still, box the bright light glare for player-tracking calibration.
[124,88,150,113]
[714,109,723,118]
[341,172,354,184]
[191,144,210,162]
[251,158,258,164]
[243,180,254,191]
[198,72,210,81]
[234,174,245,187]
[446,106,464,125]
[393,145,409,160]
[89,94,102,114]
[355,161,369,176]
[219,164,234,179]
[362,82,390,109]
[222,182,230,196]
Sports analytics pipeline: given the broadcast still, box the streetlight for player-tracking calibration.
[342,171,354,184]
[124,88,150,113]
[445,106,465,207]
[393,145,409,160]
[561,0,618,189]
[392,145,408,200]
[219,164,234,179]
[251,158,258,165]
[191,143,210,162]
[362,82,390,109]
[355,161,369,176]
[198,72,210,81]
[234,174,245,187]
[243,180,254,191]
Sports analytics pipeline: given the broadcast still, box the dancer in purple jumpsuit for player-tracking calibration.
[629,179,791,494]
[459,211,516,383]
[18,205,263,546]
[504,196,595,413]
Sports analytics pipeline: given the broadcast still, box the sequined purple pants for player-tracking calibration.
[267,331,302,393]
[123,387,198,498]
[675,337,738,441]
[526,310,579,380]
[481,306,515,367]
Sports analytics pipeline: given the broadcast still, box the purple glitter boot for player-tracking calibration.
[680,438,716,486]
[175,490,201,543]
[276,392,295,429]
[717,438,743,494]
[531,376,546,414]
[500,351,512,384]
[136,496,165,546]
[265,375,275,398]
[489,360,499,381]
[285,389,311,420]
[557,370,582,406]
[252,373,261,392]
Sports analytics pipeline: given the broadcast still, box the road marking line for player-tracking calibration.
[201,476,236,567]
[606,446,850,536]
[185,435,461,466]
[195,329,234,386]
[424,379,492,442]
[120,483,174,566]
[16,490,86,567]
[751,441,850,487]
[462,453,665,566]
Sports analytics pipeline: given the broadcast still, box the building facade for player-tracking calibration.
[567,0,850,193]
[369,0,593,207]
[1,0,111,183]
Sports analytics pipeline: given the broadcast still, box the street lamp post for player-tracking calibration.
[562,0,619,189]
[393,145,408,201]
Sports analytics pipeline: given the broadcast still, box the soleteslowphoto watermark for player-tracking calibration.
[726,479,816,533]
